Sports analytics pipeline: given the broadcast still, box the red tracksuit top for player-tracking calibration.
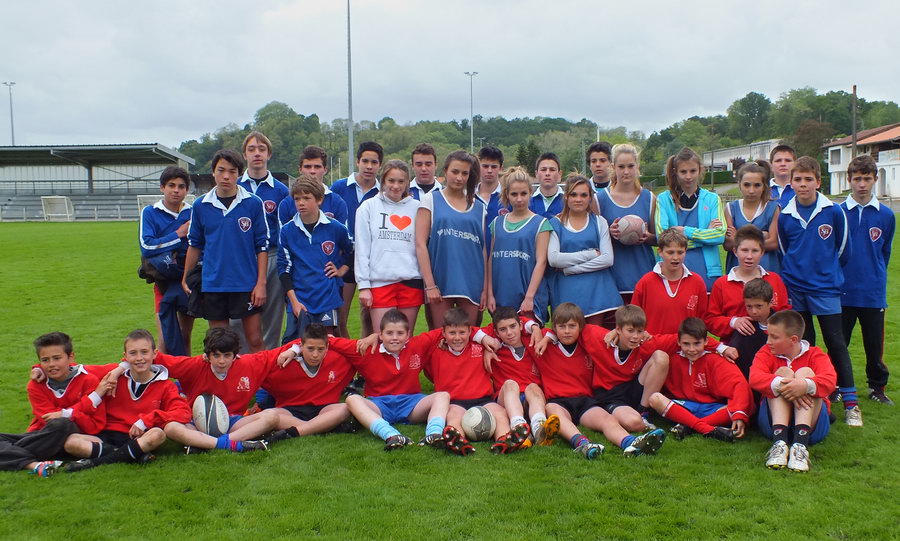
[705,269,791,341]
[98,366,191,434]
[328,329,444,398]
[533,328,594,400]
[632,266,709,334]
[426,341,494,401]
[27,365,106,434]
[477,319,541,393]
[578,325,656,391]
[749,341,837,414]
[262,349,355,407]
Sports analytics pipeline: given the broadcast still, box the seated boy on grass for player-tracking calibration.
[265,323,356,442]
[474,306,560,447]
[728,278,776,381]
[313,309,454,453]
[533,302,667,459]
[647,318,753,443]
[749,310,836,472]
[66,330,191,472]
[426,308,527,455]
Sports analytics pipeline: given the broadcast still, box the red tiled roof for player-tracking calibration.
[823,123,900,148]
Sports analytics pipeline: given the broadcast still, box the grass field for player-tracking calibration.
[1,222,898,540]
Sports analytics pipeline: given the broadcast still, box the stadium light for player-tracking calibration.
[464,72,478,153]
[2,82,14,146]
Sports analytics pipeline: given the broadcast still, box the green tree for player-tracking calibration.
[726,92,772,141]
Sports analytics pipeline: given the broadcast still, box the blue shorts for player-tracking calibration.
[757,398,830,445]
[370,393,426,424]
[790,291,841,316]
[672,399,726,418]
[228,414,244,429]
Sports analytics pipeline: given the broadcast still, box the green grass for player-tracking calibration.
[1,222,899,540]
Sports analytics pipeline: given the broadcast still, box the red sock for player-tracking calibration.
[700,408,731,428]
[663,402,714,434]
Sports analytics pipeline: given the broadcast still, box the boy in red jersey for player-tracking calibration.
[706,225,790,342]
[319,309,454,453]
[632,228,708,334]
[66,330,192,472]
[428,308,527,454]
[534,303,667,459]
[474,306,560,446]
[728,279,776,381]
[647,318,753,443]
[265,324,356,442]
[750,310,836,472]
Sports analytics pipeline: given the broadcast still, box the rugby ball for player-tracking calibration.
[461,406,496,441]
[192,393,229,437]
[617,214,647,246]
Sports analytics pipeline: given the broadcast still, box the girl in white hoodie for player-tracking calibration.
[355,160,424,332]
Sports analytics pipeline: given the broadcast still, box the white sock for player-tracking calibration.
[530,413,547,431]
[510,416,527,428]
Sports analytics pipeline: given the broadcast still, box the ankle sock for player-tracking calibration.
[425,416,446,437]
[793,424,811,447]
[370,418,401,441]
[570,433,589,449]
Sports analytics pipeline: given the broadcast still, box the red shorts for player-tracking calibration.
[153,284,163,313]
[371,282,424,309]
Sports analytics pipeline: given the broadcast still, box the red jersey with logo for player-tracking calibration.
[328,329,444,397]
[533,328,594,399]
[632,267,709,334]
[477,320,541,392]
[27,365,106,434]
[426,342,494,400]
[705,270,790,341]
[262,349,355,407]
[749,342,836,414]
[577,325,655,391]
[102,367,191,433]
[651,334,753,422]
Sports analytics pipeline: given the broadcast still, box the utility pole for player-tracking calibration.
[346,0,354,178]
[851,84,858,159]
[2,82,15,145]
[464,72,478,153]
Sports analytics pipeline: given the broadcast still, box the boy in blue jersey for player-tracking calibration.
[139,166,195,355]
[409,143,442,200]
[587,141,613,192]
[529,152,564,218]
[476,146,506,228]
[777,156,860,425]
[182,149,269,352]
[237,132,289,351]
[279,176,353,339]
[331,141,383,339]
[769,144,796,207]
[840,155,895,406]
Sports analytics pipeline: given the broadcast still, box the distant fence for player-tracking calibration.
[0,179,160,195]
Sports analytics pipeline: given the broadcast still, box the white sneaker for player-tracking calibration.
[765,440,789,469]
[788,443,810,472]
[845,405,864,427]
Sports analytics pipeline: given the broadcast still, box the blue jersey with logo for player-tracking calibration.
[548,216,622,316]
[840,198,894,308]
[278,212,353,313]
[188,186,269,292]
[139,201,191,258]
[725,199,780,273]
[490,214,550,322]
[597,188,656,293]
[427,191,485,304]
[238,172,289,249]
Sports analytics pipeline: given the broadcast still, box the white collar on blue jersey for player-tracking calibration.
[152,199,191,218]
[726,265,769,282]
[346,172,381,191]
[323,183,333,195]
[201,185,253,215]
[240,171,276,189]
[532,185,564,199]
[652,261,694,278]
[477,182,501,195]
[780,192,834,227]
[410,177,442,193]
[844,194,880,211]
[291,210,331,237]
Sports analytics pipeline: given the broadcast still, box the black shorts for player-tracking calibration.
[97,430,130,448]
[451,394,494,409]
[203,291,263,321]
[548,396,600,424]
[593,379,645,414]
[283,404,326,422]
[342,260,356,285]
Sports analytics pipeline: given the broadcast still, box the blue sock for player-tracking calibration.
[841,386,858,408]
[425,416,446,436]
[215,435,231,450]
[620,435,636,449]
[370,418,401,441]
[570,433,589,449]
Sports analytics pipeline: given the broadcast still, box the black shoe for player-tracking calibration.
[670,423,692,441]
[828,389,842,404]
[267,427,300,443]
[241,440,270,452]
[136,453,156,465]
[703,426,735,443]
[869,388,895,406]
[383,434,412,451]
[64,459,97,473]
[333,418,360,434]
[344,375,365,397]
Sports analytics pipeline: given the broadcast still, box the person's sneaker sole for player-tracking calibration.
[540,415,560,446]
[633,428,666,455]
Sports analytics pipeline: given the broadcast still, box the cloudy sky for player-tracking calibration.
[1,0,896,148]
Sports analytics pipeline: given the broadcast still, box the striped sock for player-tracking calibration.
[370,418,401,441]
[570,434,589,449]
[841,387,858,409]
[215,435,231,450]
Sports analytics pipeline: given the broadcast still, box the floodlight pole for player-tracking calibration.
[346,0,354,178]
[464,72,478,153]
[2,82,15,146]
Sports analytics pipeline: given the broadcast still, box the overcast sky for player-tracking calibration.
[1,0,896,149]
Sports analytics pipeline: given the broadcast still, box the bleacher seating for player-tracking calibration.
[0,193,194,221]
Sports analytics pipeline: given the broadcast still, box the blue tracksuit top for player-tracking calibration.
[840,196,895,308]
[238,171,289,249]
[139,200,191,258]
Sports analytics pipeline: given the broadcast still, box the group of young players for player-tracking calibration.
[5,132,893,477]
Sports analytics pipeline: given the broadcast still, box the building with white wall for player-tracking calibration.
[702,139,783,170]
[822,123,900,197]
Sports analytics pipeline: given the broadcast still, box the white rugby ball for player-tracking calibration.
[617,214,647,245]
[192,393,230,437]
[461,406,496,441]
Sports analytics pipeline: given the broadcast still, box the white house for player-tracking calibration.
[822,123,900,197]
[702,139,783,171]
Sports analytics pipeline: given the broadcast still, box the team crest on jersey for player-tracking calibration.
[324,211,335,218]
[236,376,251,392]
[409,354,422,370]
[818,224,833,240]
[687,295,699,311]
[327,371,336,383]
[498,208,510,216]
[321,241,335,255]
[471,344,484,357]
[238,217,252,232]
[584,355,593,370]
[870,227,883,242]
[695,372,708,389]
[264,200,276,214]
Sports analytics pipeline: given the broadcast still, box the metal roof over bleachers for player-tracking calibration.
[0,143,195,166]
